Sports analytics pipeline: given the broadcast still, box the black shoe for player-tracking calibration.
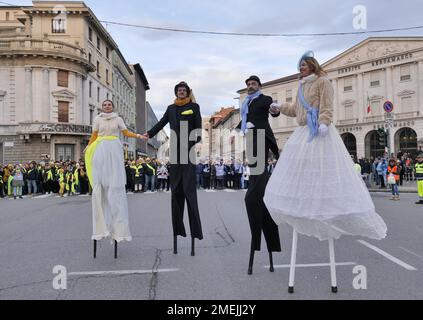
[14,196,17,200]
[415,200,423,205]
[19,196,23,199]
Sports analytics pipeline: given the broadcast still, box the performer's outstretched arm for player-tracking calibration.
[146,107,170,139]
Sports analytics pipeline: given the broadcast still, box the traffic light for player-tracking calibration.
[377,128,387,147]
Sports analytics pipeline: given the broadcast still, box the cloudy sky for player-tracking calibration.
[6,0,423,118]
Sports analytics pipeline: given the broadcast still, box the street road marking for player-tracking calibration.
[265,262,357,269]
[204,190,217,193]
[224,189,237,193]
[357,240,417,271]
[69,268,179,276]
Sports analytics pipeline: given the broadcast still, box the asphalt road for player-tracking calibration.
[0,189,422,300]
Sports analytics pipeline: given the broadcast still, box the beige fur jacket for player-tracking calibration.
[280,74,334,126]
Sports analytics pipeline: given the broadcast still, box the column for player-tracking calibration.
[32,68,43,121]
[42,68,50,123]
[357,73,364,121]
[25,67,33,122]
[49,69,58,122]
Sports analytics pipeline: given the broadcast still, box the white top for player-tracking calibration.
[93,112,127,137]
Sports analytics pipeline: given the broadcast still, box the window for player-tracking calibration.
[107,93,109,100]
[345,104,354,119]
[286,89,293,103]
[96,61,100,77]
[88,53,92,64]
[58,101,69,123]
[344,77,353,92]
[89,81,92,98]
[88,27,93,42]
[370,71,380,87]
[106,47,110,59]
[401,96,413,113]
[97,36,101,50]
[271,93,278,104]
[55,144,74,162]
[52,18,66,33]
[400,65,411,81]
[57,70,69,87]
[6,12,10,21]
[89,106,95,125]
[97,87,100,102]
[106,69,109,84]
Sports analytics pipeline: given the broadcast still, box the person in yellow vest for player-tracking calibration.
[58,167,66,197]
[7,166,14,197]
[84,99,146,258]
[132,159,144,193]
[144,158,157,192]
[73,164,80,194]
[44,164,54,194]
[65,166,76,196]
[415,152,423,205]
[0,166,4,198]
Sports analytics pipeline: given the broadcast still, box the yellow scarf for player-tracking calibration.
[174,98,191,106]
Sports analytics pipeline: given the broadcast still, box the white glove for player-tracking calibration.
[269,103,280,115]
[318,123,328,137]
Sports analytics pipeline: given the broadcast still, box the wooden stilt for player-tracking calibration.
[269,252,275,273]
[191,237,195,256]
[248,241,255,275]
[329,238,338,293]
[93,240,97,259]
[288,229,298,294]
[173,236,178,254]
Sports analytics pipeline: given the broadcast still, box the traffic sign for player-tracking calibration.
[383,101,394,113]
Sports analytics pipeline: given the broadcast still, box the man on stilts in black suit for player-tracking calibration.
[143,82,203,256]
[236,75,282,274]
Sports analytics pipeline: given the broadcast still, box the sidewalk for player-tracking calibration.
[368,182,418,193]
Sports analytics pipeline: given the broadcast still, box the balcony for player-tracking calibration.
[0,38,95,72]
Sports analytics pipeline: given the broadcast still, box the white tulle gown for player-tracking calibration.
[264,125,387,241]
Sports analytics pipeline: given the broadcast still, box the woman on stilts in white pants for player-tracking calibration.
[85,100,146,258]
[265,51,387,293]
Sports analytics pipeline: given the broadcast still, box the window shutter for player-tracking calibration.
[58,101,69,123]
[57,70,69,87]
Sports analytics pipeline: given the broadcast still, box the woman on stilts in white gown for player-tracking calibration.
[264,51,387,292]
[85,100,146,258]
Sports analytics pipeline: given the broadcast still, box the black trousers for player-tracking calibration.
[171,164,203,240]
[244,133,281,252]
[245,171,281,252]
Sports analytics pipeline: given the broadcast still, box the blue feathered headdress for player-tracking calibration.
[298,50,314,71]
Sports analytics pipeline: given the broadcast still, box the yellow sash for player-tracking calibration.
[85,136,118,185]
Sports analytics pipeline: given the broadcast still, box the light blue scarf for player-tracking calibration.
[241,90,262,134]
[298,82,319,142]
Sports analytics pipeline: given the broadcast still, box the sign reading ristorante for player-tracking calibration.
[18,123,92,135]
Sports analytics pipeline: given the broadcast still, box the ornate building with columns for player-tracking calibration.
[238,37,423,159]
[0,1,136,163]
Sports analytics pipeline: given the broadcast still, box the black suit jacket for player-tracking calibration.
[148,102,202,164]
[236,94,280,159]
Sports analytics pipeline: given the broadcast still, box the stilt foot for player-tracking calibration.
[93,240,97,259]
[191,238,195,256]
[332,286,338,293]
[173,236,178,255]
[288,287,294,294]
[114,240,117,259]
